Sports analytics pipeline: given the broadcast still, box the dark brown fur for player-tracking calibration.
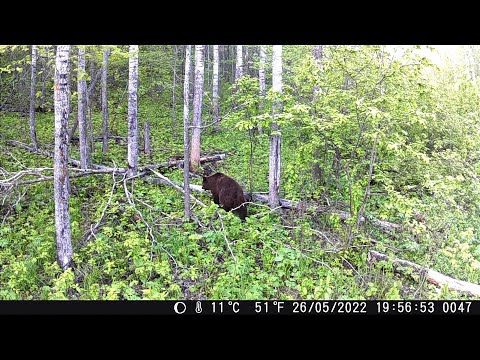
[202,172,247,221]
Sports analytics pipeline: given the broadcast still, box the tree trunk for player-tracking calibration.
[313,45,323,98]
[171,45,178,139]
[244,45,250,76]
[235,45,243,82]
[312,45,323,183]
[78,46,90,169]
[269,45,283,208]
[190,45,205,172]
[53,45,73,271]
[258,45,266,133]
[127,45,139,177]
[29,45,38,150]
[40,45,50,112]
[102,47,110,154]
[183,45,192,220]
[213,45,220,131]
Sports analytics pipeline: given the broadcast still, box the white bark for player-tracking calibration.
[127,45,139,177]
[172,45,178,137]
[313,45,323,97]
[29,45,38,149]
[269,45,283,208]
[183,45,192,219]
[213,45,220,131]
[190,45,205,171]
[78,46,90,169]
[259,45,266,99]
[53,45,73,271]
[235,45,243,82]
[102,47,110,154]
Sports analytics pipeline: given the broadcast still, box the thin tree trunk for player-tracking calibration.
[213,45,220,131]
[312,45,323,183]
[78,46,90,169]
[269,45,283,208]
[53,45,73,271]
[258,45,266,133]
[235,45,243,82]
[171,45,178,139]
[244,45,249,76]
[183,45,192,220]
[102,47,110,154]
[313,45,323,97]
[127,45,139,177]
[190,45,205,172]
[29,45,38,149]
[40,45,49,112]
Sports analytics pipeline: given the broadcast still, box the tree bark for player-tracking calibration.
[102,47,110,154]
[40,45,50,112]
[171,45,178,138]
[312,45,324,183]
[190,45,205,172]
[213,45,220,131]
[127,45,139,177]
[258,45,266,133]
[53,45,73,271]
[235,45,243,82]
[78,46,90,169]
[29,45,39,150]
[312,45,323,97]
[269,45,282,208]
[183,45,192,219]
[368,250,480,297]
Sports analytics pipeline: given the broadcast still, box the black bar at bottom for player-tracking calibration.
[1,300,480,315]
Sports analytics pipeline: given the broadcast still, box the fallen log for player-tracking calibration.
[368,250,480,298]
[249,193,401,233]
[6,140,226,171]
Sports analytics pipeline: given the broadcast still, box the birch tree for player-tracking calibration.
[183,45,192,219]
[190,45,205,171]
[53,45,73,271]
[212,45,220,131]
[313,45,323,97]
[29,45,38,149]
[102,47,110,154]
[235,45,243,82]
[312,45,323,182]
[269,45,283,208]
[77,46,90,169]
[171,45,179,138]
[127,45,139,177]
[258,45,266,133]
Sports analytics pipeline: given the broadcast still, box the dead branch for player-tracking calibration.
[368,250,480,298]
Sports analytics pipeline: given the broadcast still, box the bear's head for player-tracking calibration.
[202,175,212,191]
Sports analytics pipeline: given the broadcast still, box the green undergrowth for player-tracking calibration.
[1,99,479,300]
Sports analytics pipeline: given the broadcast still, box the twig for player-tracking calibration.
[216,212,237,263]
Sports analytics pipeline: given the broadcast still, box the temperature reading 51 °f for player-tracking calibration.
[211,301,240,313]
[255,301,285,313]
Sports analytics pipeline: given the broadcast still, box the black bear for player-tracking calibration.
[202,172,247,221]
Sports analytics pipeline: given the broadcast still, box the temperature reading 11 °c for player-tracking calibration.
[211,301,240,313]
